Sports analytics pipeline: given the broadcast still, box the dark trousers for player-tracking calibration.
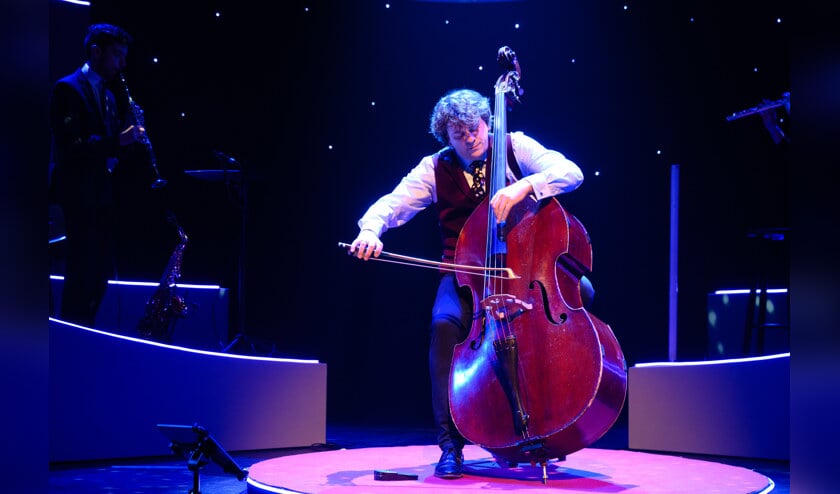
[60,203,115,327]
[429,273,472,452]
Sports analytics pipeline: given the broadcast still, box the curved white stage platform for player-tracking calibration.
[49,318,327,463]
[629,353,790,460]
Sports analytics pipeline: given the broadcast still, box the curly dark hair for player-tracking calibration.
[429,89,492,146]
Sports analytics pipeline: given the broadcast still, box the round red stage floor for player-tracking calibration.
[245,444,773,493]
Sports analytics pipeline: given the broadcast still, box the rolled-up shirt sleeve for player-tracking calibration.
[510,131,583,200]
[357,155,437,237]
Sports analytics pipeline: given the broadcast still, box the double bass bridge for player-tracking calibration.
[480,294,533,324]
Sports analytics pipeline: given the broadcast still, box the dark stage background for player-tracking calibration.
[50,0,789,426]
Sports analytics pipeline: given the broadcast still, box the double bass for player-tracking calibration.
[448,46,627,479]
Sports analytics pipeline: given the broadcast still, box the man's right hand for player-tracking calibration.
[119,124,146,146]
[350,230,383,260]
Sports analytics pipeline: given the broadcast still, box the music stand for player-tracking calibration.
[157,423,246,494]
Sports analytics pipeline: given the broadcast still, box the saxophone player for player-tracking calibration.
[49,23,147,327]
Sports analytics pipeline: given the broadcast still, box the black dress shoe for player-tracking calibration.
[434,448,464,479]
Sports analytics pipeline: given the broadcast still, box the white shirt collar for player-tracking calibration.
[81,63,104,88]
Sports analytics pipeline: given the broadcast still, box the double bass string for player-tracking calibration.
[487,85,515,341]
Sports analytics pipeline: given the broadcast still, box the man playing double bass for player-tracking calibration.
[349,88,588,479]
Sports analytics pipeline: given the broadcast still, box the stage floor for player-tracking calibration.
[49,423,788,494]
[246,444,774,493]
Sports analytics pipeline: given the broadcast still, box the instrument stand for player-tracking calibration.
[234,166,247,346]
[222,332,256,354]
[157,423,247,494]
[185,446,209,494]
[221,331,277,355]
[742,227,789,355]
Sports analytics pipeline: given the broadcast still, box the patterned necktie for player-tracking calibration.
[469,160,486,199]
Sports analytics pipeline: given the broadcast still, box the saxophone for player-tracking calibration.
[137,213,189,342]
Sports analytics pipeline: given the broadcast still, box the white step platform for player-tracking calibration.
[49,318,327,463]
[628,353,789,460]
[49,276,230,351]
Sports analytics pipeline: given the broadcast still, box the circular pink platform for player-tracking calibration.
[245,444,772,493]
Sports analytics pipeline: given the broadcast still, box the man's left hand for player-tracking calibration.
[490,180,533,223]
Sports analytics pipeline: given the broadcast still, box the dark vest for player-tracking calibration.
[433,134,520,262]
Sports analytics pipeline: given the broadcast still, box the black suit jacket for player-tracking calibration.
[49,67,124,210]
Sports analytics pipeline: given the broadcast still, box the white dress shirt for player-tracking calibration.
[358,131,584,237]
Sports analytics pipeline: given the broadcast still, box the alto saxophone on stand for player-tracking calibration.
[119,72,167,189]
[137,214,190,342]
